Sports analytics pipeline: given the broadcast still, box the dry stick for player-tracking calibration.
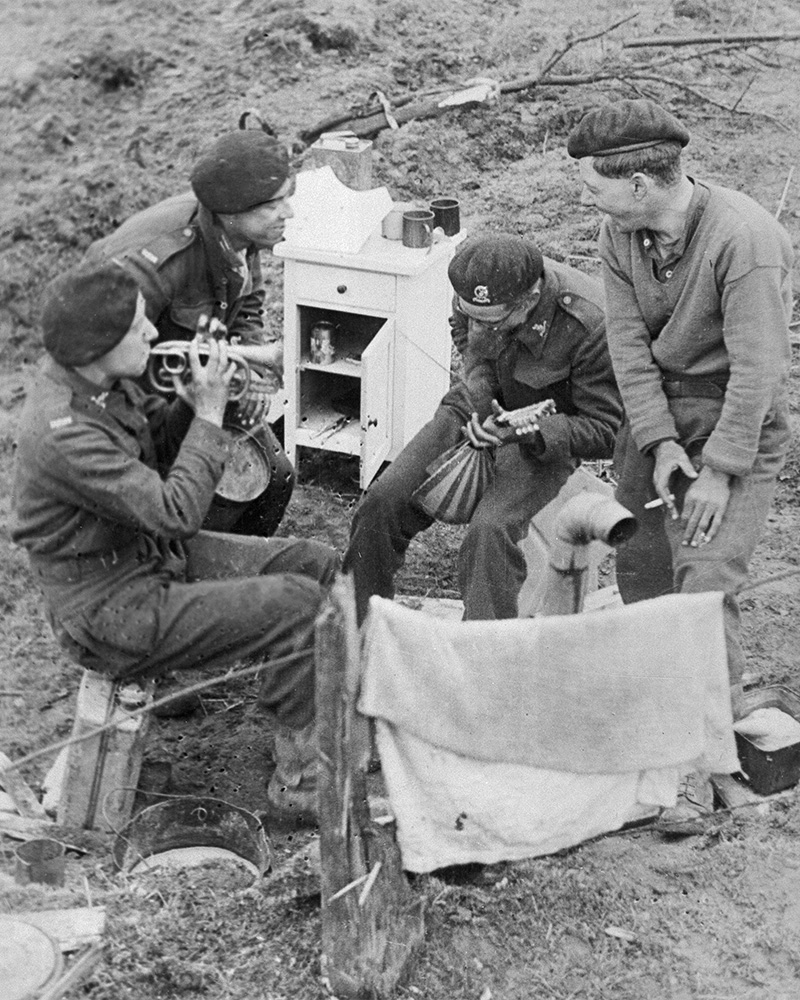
[740,566,800,593]
[775,166,795,220]
[623,31,800,48]
[615,72,792,131]
[357,860,382,908]
[499,11,638,95]
[2,650,308,775]
[730,73,757,112]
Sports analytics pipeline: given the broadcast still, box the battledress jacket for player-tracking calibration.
[600,179,793,476]
[11,359,229,662]
[449,257,623,464]
[84,191,270,345]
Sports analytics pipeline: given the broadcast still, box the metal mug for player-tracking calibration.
[15,838,66,887]
[430,196,460,236]
[402,209,434,249]
[381,202,414,240]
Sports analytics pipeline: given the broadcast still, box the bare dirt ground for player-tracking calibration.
[1,1,800,998]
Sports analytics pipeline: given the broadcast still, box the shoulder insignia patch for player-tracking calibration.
[141,248,159,264]
[49,415,73,429]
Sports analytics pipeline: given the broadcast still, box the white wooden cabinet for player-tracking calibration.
[274,232,463,488]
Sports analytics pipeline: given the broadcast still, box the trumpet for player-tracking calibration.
[147,340,252,400]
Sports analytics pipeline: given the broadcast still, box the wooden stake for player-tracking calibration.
[317,575,424,999]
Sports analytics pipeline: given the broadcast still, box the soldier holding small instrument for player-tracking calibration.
[344,233,623,624]
[12,261,338,825]
[84,129,296,538]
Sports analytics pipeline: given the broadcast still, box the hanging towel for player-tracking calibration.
[374,722,679,871]
[358,593,739,872]
[359,592,738,776]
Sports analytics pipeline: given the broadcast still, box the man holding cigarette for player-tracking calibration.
[12,262,338,824]
[85,130,296,538]
[569,99,793,832]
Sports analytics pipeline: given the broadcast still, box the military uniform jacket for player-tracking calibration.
[449,257,622,463]
[12,359,229,619]
[84,192,268,344]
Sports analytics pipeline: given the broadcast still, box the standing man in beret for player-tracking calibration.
[344,233,623,624]
[568,98,793,833]
[12,261,339,824]
[84,129,296,538]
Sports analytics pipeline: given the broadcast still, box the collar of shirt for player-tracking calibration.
[514,272,559,353]
[45,359,146,429]
[197,205,254,305]
[640,177,710,267]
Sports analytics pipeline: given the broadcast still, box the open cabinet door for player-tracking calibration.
[360,318,394,487]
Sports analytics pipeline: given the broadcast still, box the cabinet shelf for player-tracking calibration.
[300,357,362,376]
[279,235,462,487]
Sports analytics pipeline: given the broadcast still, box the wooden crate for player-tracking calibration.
[58,670,154,832]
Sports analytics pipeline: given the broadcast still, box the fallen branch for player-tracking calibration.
[623,32,800,48]
[299,12,636,145]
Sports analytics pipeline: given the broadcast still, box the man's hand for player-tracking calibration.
[189,336,235,427]
[680,466,732,547]
[463,400,518,448]
[653,440,697,518]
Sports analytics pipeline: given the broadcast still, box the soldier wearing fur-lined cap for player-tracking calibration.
[85,129,296,539]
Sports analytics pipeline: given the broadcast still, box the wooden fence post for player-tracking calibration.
[316,575,424,998]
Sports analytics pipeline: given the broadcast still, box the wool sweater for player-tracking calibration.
[600,179,793,476]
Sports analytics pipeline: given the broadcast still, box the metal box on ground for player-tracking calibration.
[735,684,800,795]
[58,670,154,832]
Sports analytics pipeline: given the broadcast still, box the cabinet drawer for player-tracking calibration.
[294,262,396,312]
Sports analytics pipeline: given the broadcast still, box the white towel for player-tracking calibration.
[359,592,739,872]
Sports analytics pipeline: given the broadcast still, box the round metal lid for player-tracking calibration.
[0,916,63,1000]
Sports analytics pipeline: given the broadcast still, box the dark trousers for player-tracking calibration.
[614,423,779,687]
[344,404,574,624]
[47,531,338,729]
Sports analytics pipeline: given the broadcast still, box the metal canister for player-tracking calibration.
[310,320,336,365]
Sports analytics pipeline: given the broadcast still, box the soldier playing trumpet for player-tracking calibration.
[84,129,296,538]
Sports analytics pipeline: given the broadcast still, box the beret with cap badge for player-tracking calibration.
[190,130,290,214]
[41,261,140,367]
[448,234,544,308]
[567,98,690,159]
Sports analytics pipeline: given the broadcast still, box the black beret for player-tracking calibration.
[567,99,690,159]
[190,131,290,214]
[42,262,140,367]
[448,234,544,308]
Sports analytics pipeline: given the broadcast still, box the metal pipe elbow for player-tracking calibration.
[553,491,638,549]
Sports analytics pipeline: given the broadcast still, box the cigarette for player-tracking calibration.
[644,495,674,510]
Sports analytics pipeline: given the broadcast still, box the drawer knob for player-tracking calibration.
[336,284,347,294]
[367,417,378,428]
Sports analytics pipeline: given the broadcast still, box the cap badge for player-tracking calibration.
[472,285,491,305]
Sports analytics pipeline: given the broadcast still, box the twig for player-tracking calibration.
[775,166,795,220]
[730,74,757,112]
[327,872,368,903]
[623,31,800,49]
[1,651,307,774]
[740,566,800,593]
[499,12,637,96]
[357,860,382,907]
[615,72,793,131]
